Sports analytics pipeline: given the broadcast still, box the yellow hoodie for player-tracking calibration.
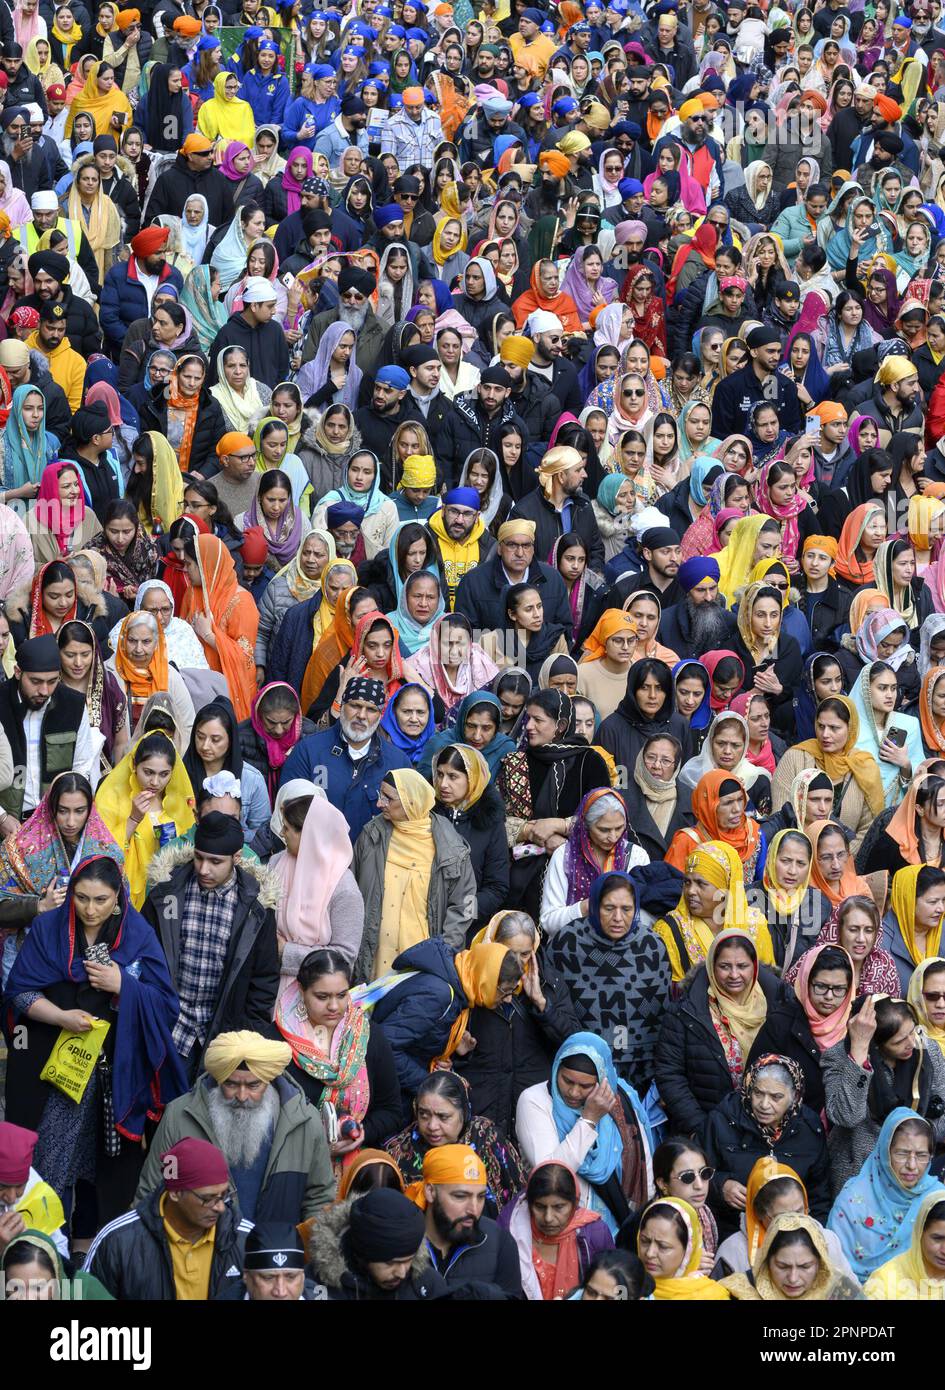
[428,508,489,608]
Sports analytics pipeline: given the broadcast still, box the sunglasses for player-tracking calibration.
[341,290,366,303]
[623,389,645,398]
[924,990,945,1003]
[675,1167,715,1184]
[398,192,418,201]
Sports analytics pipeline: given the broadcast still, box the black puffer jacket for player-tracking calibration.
[702,1087,831,1236]
[453,960,581,1136]
[84,1188,251,1300]
[433,787,510,927]
[745,992,828,1118]
[655,965,786,1138]
[137,382,230,478]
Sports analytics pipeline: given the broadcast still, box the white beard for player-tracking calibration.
[338,302,369,331]
[207,1084,279,1170]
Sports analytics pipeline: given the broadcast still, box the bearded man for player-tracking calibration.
[658,557,737,655]
[301,265,386,377]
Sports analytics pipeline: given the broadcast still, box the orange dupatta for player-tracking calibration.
[299,584,366,714]
[529,1160,603,1300]
[690,769,760,863]
[328,611,406,719]
[745,1159,808,1265]
[179,533,257,719]
[807,818,872,906]
[919,669,945,756]
[166,360,202,472]
[114,611,169,701]
[835,503,884,586]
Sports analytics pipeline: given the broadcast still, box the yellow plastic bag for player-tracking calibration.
[39,1018,111,1102]
[15,1180,65,1235]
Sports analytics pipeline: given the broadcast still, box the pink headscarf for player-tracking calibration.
[712,505,744,550]
[730,690,776,777]
[281,145,314,216]
[793,942,854,1051]
[36,461,86,554]
[219,140,251,182]
[85,381,122,429]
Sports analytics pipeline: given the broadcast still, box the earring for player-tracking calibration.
[112,905,121,914]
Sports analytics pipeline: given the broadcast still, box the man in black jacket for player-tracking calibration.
[144,135,234,227]
[401,343,451,479]
[522,312,583,415]
[712,323,803,439]
[308,1190,450,1301]
[207,278,290,389]
[416,1144,523,1297]
[356,366,410,480]
[22,250,102,357]
[501,334,561,446]
[440,369,529,490]
[509,445,605,574]
[84,1137,252,1301]
[1,46,47,114]
[142,813,280,1078]
[659,556,736,657]
[1,105,52,201]
[454,517,574,633]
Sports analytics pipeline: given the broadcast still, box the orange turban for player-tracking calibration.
[217,431,255,457]
[406,1145,488,1208]
[874,94,902,122]
[539,150,570,178]
[800,89,827,113]
[116,8,140,28]
[173,15,202,34]
[581,610,637,662]
[678,97,705,120]
[806,402,847,425]
[802,535,838,576]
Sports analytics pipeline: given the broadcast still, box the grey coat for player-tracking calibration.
[352,812,476,983]
[821,1038,945,1195]
[254,573,299,667]
[296,417,364,501]
[134,1072,335,1222]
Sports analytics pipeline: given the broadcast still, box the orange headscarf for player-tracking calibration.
[330,612,406,718]
[835,502,884,586]
[28,561,77,636]
[920,669,945,757]
[802,534,837,575]
[691,769,760,863]
[846,587,887,637]
[113,610,169,702]
[807,819,872,906]
[179,533,257,720]
[580,609,636,662]
[166,359,202,472]
[335,1149,404,1202]
[299,585,372,714]
[886,761,945,867]
[745,1159,808,1265]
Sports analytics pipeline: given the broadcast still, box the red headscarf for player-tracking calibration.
[160,512,210,611]
[35,462,86,555]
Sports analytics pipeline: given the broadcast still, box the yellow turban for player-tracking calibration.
[558,131,591,155]
[399,454,436,489]
[497,517,537,543]
[499,334,535,368]
[679,97,706,120]
[203,1031,292,1084]
[583,101,611,131]
[875,355,917,386]
[538,445,583,497]
[406,1144,488,1208]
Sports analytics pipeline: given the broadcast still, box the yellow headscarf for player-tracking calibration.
[639,1197,731,1301]
[94,731,195,906]
[891,864,945,968]
[275,527,334,602]
[705,927,769,1069]
[908,957,945,1048]
[374,769,437,977]
[432,742,490,812]
[430,943,510,1071]
[24,37,64,86]
[864,1188,945,1300]
[311,558,358,647]
[432,214,467,266]
[655,840,773,981]
[725,1212,840,1301]
[793,694,886,817]
[762,828,813,915]
[144,431,184,532]
[197,70,256,146]
[909,494,945,568]
[714,514,776,608]
[64,59,133,136]
[67,161,121,281]
[749,556,791,610]
[744,1158,808,1265]
[203,1031,291,1083]
[736,578,782,661]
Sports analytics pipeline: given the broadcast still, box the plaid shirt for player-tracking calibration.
[172,874,238,1056]
[379,108,445,169]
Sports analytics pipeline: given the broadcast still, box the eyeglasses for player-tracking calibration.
[189,1186,236,1208]
[502,540,533,551]
[809,981,848,998]
[675,1166,715,1185]
[231,451,257,462]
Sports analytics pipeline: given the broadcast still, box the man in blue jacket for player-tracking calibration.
[278,679,410,843]
[99,224,184,354]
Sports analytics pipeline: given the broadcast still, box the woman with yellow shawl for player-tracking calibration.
[67,158,121,282]
[703,926,770,1078]
[128,431,183,534]
[106,609,196,749]
[865,1188,945,1299]
[770,693,885,850]
[94,729,195,906]
[713,513,783,608]
[722,1211,864,1300]
[430,215,469,282]
[197,71,256,148]
[654,839,774,982]
[909,493,945,575]
[886,863,945,994]
[64,59,132,137]
[310,557,357,647]
[24,36,64,89]
[178,532,259,721]
[637,1197,730,1299]
[909,956,945,1049]
[353,767,476,979]
[714,1157,857,1278]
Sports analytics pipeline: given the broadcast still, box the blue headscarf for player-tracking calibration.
[579,342,619,402]
[672,659,710,730]
[828,1107,945,1282]
[386,520,439,604]
[428,278,454,316]
[1,383,58,490]
[386,569,446,654]
[419,690,516,779]
[688,453,722,507]
[792,651,844,742]
[550,1031,653,1233]
[779,334,830,407]
[379,682,435,762]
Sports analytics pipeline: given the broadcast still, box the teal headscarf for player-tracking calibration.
[596,472,631,515]
[322,450,389,518]
[418,689,516,779]
[386,568,446,655]
[387,520,440,604]
[689,453,723,507]
[2,383,57,490]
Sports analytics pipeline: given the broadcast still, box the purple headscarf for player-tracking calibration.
[560,244,618,322]
[219,141,252,182]
[295,319,362,408]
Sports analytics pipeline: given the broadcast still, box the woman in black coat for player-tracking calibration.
[452,909,581,1138]
[702,1053,831,1237]
[137,357,228,478]
[620,734,695,860]
[598,657,693,777]
[656,952,785,1139]
[431,744,510,929]
[729,582,803,735]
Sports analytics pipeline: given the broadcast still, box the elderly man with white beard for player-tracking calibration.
[134,1030,335,1224]
[301,266,386,377]
[658,556,737,656]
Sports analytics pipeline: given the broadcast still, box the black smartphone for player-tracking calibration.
[756,658,776,674]
[885,726,907,749]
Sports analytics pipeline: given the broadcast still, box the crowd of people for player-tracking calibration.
[3,0,945,1311]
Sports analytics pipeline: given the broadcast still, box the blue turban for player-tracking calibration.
[483,96,513,116]
[326,501,366,529]
[678,556,721,591]
[443,487,480,510]
[553,95,578,115]
[375,203,405,227]
[376,365,409,388]
[196,33,220,50]
[517,92,541,109]
[387,22,405,36]
[618,177,643,197]
[308,62,334,78]
[521,6,545,22]
[894,13,912,24]
[406,26,428,40]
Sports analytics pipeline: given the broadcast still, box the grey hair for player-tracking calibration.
[754,1062,797,1097]
[125,610,159,636]
[493,910,537,943]
[583,792,626,828]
